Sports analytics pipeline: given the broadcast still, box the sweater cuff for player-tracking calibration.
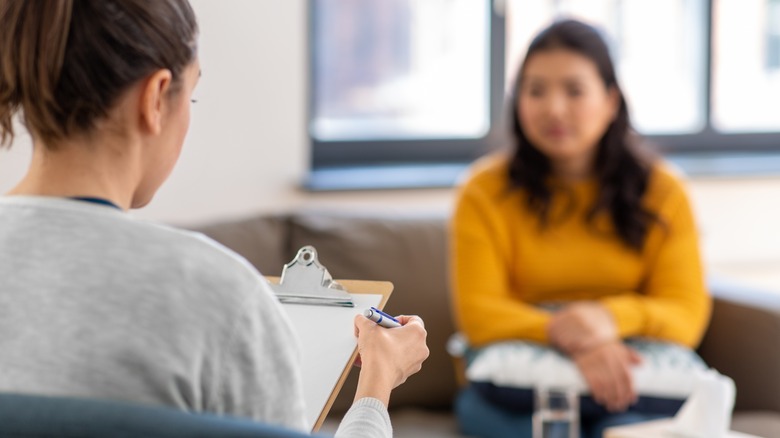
[351,397,390,418]
[599,295,647,339]
[334,397,392,438]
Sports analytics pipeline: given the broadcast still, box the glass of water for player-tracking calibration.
[532,386,579,438]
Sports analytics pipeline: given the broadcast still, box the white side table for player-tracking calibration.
[604,418,762,438]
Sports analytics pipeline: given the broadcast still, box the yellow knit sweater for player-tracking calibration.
[450,153,711,349]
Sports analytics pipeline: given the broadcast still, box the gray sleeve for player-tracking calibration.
[207,282,308,431]
[333,397,392,438]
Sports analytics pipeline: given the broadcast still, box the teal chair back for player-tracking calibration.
[0,392,322,438]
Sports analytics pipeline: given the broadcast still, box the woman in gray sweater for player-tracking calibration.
[0,1,429,437]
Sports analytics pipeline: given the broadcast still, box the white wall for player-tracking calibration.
[1,0,311,224]
[152,0,309,223]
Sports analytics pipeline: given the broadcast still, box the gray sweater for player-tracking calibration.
[0,196,390,437]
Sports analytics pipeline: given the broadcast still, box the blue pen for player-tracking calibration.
[363,306,401,328]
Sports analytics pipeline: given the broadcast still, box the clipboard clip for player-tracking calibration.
[270,245,355,308]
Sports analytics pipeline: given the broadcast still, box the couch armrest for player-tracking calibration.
[698,276,780,413]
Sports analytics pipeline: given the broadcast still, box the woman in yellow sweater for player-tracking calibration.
[450,19,711,438]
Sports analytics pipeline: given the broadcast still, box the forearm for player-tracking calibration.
[457,296,553,346]
[548,302,619,355]
[353,364,394,407]
[599,292,711,347]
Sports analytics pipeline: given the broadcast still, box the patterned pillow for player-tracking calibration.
[463,338,708,417]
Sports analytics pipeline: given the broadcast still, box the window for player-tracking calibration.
[308,0,504,189]
[308,0,780,189]
[312,0,490,141]
[712,0,780,132]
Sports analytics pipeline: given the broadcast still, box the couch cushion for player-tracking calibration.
[192,215,290,277]
[288,212,457,413]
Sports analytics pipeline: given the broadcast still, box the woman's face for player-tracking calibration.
[518,48,618,171]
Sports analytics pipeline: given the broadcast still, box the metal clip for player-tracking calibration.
[270,246,355,307]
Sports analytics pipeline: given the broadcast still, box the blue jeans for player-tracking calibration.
[455,386,671,438]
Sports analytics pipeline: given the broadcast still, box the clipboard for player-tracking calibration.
[267,246,393,432]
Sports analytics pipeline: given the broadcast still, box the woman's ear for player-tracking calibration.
[139,69,173,135]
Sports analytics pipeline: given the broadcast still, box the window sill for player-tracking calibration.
[305,152,780,192]
[305,163,470,191]
[667,152,780,178]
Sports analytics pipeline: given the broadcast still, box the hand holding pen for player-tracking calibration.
[352,309,429,406]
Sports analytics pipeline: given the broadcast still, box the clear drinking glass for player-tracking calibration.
[532,386,579,438]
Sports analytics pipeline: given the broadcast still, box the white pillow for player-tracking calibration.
[465,339,707,399]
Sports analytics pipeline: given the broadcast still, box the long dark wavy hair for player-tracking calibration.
[508,19,657,251]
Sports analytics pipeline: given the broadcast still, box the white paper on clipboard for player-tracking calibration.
[267,246,393,432]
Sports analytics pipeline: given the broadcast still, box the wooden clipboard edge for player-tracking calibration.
[265,277,394,433]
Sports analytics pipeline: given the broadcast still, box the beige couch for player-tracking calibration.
[193,211,780,437]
